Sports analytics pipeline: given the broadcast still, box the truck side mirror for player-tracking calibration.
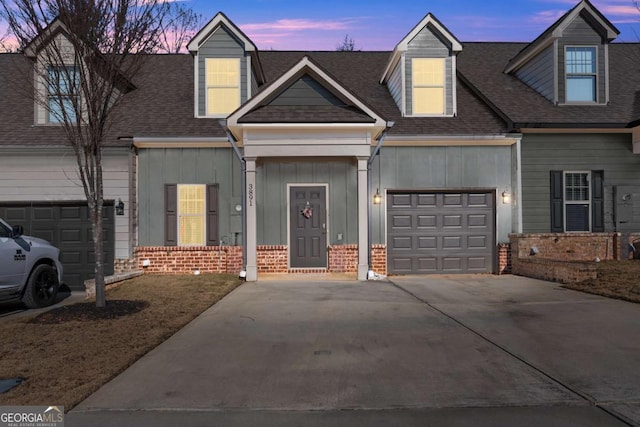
[11,225,23,238]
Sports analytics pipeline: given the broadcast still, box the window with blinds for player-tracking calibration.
[412,58,445,115]
[206,58,240,115]
[178,184,206,245]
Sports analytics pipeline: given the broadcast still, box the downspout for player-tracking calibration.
[367,121,394,279]
[220,120,247,278]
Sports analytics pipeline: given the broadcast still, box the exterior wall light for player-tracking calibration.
[501,189,511,204]
[373,189,382,205]
[116,198,125,215]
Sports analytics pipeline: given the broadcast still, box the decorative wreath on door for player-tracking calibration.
[301,206,313,219]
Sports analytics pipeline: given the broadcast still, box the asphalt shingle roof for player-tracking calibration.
[2,40,640,148]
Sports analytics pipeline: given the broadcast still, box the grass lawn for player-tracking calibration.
[0,274,242,411]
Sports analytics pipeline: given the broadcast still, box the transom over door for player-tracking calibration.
[289,186,327,268]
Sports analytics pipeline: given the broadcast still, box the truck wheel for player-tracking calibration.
[22,264,60,309]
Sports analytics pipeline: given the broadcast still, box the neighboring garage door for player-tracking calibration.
[387,192,495,274]
[0,202,115,290]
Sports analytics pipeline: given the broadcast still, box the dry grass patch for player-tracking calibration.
[563,260,640,303]
[0,274,242,411]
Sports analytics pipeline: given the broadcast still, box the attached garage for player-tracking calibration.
[0,202,115,290]
[387,191,495,274]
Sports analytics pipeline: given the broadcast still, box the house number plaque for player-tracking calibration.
[248,183,254,207]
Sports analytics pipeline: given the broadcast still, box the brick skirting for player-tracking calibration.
[509,232,621,284]
[134,244,388,275]
[498,243,512,274]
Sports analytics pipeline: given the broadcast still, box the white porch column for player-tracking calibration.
[245,158,258,281]
[357,157,369,281]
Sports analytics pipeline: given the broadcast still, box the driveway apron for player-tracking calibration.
[68,275,638,426]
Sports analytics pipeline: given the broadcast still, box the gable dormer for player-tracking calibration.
[504,0,619,105]
[188,12,265,118]
[380,13,462,117]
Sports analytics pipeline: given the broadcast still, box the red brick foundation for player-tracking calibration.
[498,243,511,274]
[509,232,621,284]
[135,246,242,274]
[134,244,388,276]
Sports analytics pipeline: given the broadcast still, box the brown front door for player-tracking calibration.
[290,186,327,268]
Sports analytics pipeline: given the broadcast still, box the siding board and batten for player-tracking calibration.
[197,25,247,117]
[405,27,453,116]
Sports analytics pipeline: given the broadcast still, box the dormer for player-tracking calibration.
[188,12,265,118]
[380,13,462,117]
[504,0,619,106]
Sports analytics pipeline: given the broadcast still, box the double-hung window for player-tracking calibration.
[165,184,219,246]
[412,58,445,115]
[205,58,240,116]
[565,46,596,103]
[48,65,79,123]
[550,170,603,233]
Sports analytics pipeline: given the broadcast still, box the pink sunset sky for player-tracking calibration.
[188,0,640,50]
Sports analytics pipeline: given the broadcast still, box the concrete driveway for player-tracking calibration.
[68,274,640,426]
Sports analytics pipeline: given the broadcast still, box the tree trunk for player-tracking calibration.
[93,165,106,308]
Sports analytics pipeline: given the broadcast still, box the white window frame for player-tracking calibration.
[177,184,207,246]
[47,64,80,124]
[411,58,446,116]
[564,45,597,104]
[205,57,241,117]
[563,171,591,232]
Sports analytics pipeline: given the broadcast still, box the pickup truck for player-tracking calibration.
[0,218,63,308]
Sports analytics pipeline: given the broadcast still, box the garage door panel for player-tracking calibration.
[442,257,462,271]
[468,214,488,227]
[387,191,494,274]
[468,257,489,270]
[417,194,436,207]
[0,202,114,291]
[443,215,462,227]
[417,236,436,249]
[417,257,437,272]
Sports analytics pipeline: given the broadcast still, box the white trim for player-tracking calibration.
[516,137,523,233]
[381,13,462,83]
[563,45,598,104]
[193,53,199,117]
[227,56,387,139]
[401,53,407,117]
[286,183,330,270]
[553,39,559,105]
[562,170,592,232]
[604,43,610,104]
[451,54,458,116]
[133,137,230,148]
[188,12,257,53]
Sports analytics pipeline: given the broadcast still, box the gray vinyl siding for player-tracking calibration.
[388,61,403,112]
[197,25,248,116]
[137,147,243,246]
[515,44,555,103]
[251,69,259,97]
[520,134,640,233]
[371,146,514,243]
[0,148,133,259]
[557,15,606,104]
[257,159,357,245]
[405,26,453,116]
[269,76,342,106]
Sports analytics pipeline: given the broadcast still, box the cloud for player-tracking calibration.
[242,18,359,32]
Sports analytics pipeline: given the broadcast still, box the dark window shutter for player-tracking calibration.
[206,184,219,245]
[165,184,177,246]
[591,170,604,232]
[550,171,564,232]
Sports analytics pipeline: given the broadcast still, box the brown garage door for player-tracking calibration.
[387,192,494,274]
[0,202,114,290]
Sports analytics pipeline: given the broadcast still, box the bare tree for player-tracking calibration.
[336,34,358,51]
[0,0,174,307]
[156,2,204,53]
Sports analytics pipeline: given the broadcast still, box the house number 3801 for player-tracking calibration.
[248,184,254,207]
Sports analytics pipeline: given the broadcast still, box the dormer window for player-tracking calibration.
[565,46,596,103]
[412,58,445,115]
[47,65,79,123]
[206,58,240,116]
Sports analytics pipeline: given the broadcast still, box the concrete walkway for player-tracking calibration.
[68,275,640,426]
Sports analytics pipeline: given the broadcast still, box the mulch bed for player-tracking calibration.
[29,300,149,324]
